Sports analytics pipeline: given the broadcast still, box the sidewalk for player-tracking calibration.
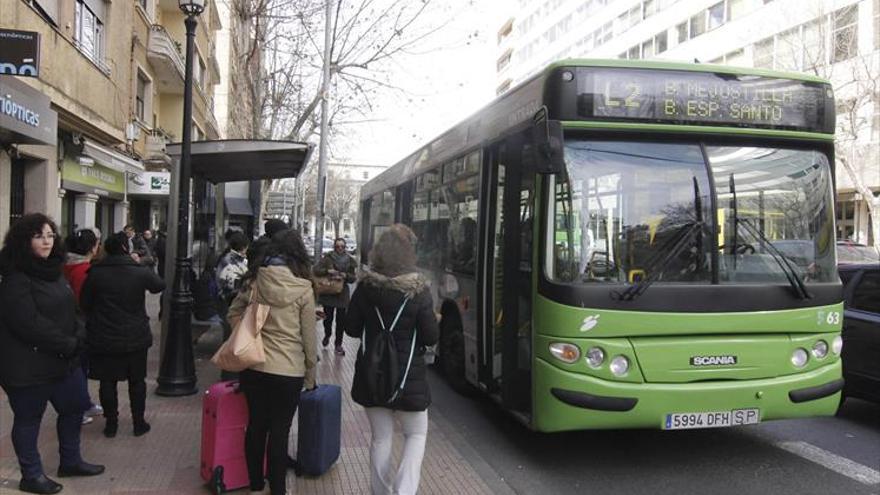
[0,294,499,494]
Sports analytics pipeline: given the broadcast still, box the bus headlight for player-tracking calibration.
[609,355,630,376]
[811,340,828,359]
[791,348,809,368]
[549,343,580,364]
[831,336,843,355]
[585,347,605,368]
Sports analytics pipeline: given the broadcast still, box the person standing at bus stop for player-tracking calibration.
[0,213,106,494]
[314,238,356,355]
[345,224,439,495]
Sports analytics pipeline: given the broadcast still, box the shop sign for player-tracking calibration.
[0,76,56,145]
[62,158,125,196]
[128,171,171,195]
[0,29,40,77]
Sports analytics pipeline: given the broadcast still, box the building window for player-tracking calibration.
[628,45,640,59]
[641,38,654,58]
[832,5,858,63]
[343,218,351,231]
[677,22,688,43]
[642,0,655,19]
[707,2,725,30]
[753,37,774,68]
[727,0,746,20]
[497,49,512,72]
[652,31,667,53]
[689,11,706,38]
[362,171,369,180]
[497,17,514,46]
[74,0,105,66]
[135,71,150,123]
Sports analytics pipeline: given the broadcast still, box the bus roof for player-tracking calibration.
[361,59,833,199]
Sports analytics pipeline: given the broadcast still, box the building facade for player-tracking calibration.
[495,0,880,246]
[1,0,222,239]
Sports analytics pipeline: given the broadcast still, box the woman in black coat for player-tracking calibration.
[345,224,438,495]
[0,213,105,494]
[80,232,165,438]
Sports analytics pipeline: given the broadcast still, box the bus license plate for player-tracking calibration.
[664,409,760,430]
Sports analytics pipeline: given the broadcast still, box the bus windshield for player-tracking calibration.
[547,140,836,287]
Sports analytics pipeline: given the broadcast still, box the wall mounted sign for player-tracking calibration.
[0,76,56,145]
[0,29,40,77]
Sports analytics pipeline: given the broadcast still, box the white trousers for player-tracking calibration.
[364,407,428,495]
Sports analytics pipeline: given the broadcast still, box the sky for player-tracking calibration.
[332,1,498,166]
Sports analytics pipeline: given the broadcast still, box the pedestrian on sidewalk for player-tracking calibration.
[345,224,439,495]
[246,218,289,273]
[227,229,317,495]
[216,231,249,306]
[314,237,356,356]
[63,228,105,425]
[80,232,165,438]
[0,213,106,495]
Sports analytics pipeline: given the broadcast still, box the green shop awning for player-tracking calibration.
[166,139,313,184]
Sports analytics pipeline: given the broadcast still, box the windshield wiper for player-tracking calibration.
[737,219,812,300]
[611,221,703,301]
[728,173,810,300]
[612,177,705,302]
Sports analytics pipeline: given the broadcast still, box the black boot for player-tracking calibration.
[19,475,62,494]
[133,419,151,437]
[57,461,105,477]
[103,418,118,438]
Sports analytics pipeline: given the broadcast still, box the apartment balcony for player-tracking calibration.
[147,25,185,94]
[143,131,172,168]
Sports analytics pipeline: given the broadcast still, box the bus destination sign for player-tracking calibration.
[578,68,830,132]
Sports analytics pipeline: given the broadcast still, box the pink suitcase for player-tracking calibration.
[201,380,252,493]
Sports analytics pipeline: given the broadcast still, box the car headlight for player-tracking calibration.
[812,340,828,359]
[549,342,580,364]
[791,348,809,368]
[609,355,630,376]
[831,336,843,355]
[585,347,605,368]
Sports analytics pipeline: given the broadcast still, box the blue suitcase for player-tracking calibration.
[294,384,341,476]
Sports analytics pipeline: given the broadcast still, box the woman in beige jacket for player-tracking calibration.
[227,229,317,495]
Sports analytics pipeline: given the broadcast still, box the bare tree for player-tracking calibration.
[775,2,879,243]
[324,168,359,238]
[228,0,473,223]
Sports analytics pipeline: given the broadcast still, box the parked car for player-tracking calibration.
[837,241,880,265]
[839,263,880,405]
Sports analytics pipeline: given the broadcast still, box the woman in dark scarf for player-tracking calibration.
[0,214,105,494]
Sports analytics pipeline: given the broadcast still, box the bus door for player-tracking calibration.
[483,135,534,414]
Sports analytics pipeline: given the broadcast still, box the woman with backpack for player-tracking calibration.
[345,224,439,495]
[227,229,317,495]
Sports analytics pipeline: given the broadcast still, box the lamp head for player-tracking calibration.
[178,0,204,16]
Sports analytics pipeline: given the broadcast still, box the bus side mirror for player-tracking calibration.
[530,117,565,175]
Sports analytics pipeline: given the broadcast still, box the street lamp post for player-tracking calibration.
[156,0,204,397]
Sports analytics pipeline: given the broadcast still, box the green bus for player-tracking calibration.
[358,60,843,432]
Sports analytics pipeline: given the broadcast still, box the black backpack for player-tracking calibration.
[359,297,417,405]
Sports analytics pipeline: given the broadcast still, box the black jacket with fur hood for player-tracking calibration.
[345,269,439,411]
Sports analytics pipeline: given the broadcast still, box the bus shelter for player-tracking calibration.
[160,139,313,361]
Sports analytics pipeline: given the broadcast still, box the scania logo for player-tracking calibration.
[690,355,737,366]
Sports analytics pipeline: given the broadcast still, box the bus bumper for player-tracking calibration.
[533,358,842,432]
